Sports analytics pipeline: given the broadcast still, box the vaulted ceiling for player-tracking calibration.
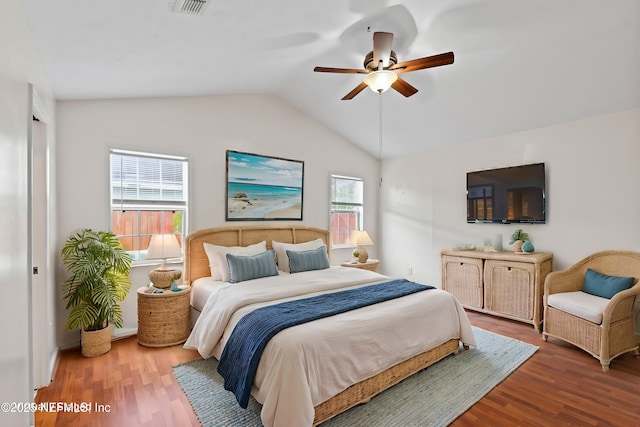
[25,0,640,158]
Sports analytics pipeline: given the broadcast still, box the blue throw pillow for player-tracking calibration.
[226,250,278,283]
[286,246,330,274]
[581,268,635,299]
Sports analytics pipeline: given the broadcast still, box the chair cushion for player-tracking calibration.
[581,268,635,299]
[547,291,609,324]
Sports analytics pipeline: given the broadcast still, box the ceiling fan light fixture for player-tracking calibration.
[363,70,398,93]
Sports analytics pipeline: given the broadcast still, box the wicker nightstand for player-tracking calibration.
[137,286,191,347]
[340,259,380,272]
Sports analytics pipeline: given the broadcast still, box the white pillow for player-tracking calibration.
[272,238,326,272]
[203,241,267,282]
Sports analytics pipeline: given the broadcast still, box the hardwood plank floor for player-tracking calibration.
[35,337,201,427]
[453,312,640,427]
[35,312,639,426]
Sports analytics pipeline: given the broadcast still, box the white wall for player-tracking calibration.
[380,108,640,332]
[56,94,379,349]
[0,1,56,425]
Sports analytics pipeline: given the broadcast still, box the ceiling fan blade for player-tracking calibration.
[342,82,368,100]
[391,52,454,74]
[391,77,418,97]
[373,32,394,68]
[314,66,368,74]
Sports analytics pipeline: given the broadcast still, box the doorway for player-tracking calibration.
[30,88,52,392]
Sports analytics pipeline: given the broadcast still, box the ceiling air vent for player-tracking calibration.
[172,0,209,16]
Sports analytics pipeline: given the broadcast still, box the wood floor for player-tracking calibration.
[35,311,640,427]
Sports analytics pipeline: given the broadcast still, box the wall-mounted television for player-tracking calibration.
[467,162,546,224]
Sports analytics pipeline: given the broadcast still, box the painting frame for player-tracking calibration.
[226,150,304,221]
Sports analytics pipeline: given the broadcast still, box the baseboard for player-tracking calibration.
[49,347,59,385]
[112,327,137,341]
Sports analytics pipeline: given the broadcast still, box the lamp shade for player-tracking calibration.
[363,70,398,93]
[349,230,374,246]
[146,234,182,261]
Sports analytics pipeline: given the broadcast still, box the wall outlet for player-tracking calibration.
[407,266,413,276]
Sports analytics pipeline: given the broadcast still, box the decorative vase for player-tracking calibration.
[81,325,112,357]
[149,269,182,289]
[522,240,535,253]
[513,240,524,253]
[357,247,369,263]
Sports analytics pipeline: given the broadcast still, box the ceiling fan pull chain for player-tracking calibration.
[379,92,383,188]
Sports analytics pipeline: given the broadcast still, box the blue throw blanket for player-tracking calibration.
[217,279,435,408]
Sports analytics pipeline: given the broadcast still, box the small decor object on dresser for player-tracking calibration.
[522,241,535,253]
[509,229,530,253]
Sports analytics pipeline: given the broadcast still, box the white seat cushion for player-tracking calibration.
[547,291,609,324]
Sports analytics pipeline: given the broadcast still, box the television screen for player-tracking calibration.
[467,163,546,224]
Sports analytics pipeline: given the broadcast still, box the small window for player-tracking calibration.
[110,149,188,263]
[330,175,364,247]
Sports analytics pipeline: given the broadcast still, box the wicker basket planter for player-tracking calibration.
[81,325,112,357]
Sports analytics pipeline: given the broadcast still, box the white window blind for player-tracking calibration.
[110,149,188,262]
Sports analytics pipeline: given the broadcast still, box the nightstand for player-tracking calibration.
[137,286,191,347]
[340,259,380,273]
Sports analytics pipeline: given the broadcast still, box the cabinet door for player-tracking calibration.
[484,260,535,320]
[442,255,483,308]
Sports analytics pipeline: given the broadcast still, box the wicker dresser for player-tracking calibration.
[137,286,191,347]
[441,250,552,331]
[340,259,380,272]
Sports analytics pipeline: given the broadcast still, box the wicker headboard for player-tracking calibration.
[183,225,330,285]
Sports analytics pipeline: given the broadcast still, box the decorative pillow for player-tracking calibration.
[287,246,330,274]
[226,250,278,284]
[272,238,325,272]
[581,268,635,299]
[203,241,267,281]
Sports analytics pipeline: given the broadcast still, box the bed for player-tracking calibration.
[183,225,476,427]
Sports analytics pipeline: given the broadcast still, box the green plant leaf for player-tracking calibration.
[61,228,132,331]
[509,228,530,244]
[65,303,100,331]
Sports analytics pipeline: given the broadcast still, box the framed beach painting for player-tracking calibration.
[226,150,304,221]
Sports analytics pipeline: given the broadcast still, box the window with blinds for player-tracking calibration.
[330,175,364,247]
[110,149,189,262]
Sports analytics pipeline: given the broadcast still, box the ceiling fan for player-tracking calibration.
[314,32,454,100]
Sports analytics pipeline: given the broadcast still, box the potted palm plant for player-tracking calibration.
[61,229,132,357]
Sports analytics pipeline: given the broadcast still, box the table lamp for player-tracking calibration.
[350,230,374,263]
[146,234,183,289]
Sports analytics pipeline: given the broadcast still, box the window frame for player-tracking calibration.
[329,174,364,249]
[109,149,189,265]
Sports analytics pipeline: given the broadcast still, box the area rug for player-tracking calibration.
[173,327,538,426]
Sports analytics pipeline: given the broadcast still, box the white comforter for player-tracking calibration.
[184,267,476,427]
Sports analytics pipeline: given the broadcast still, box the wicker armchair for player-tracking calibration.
[542,250,640,371]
